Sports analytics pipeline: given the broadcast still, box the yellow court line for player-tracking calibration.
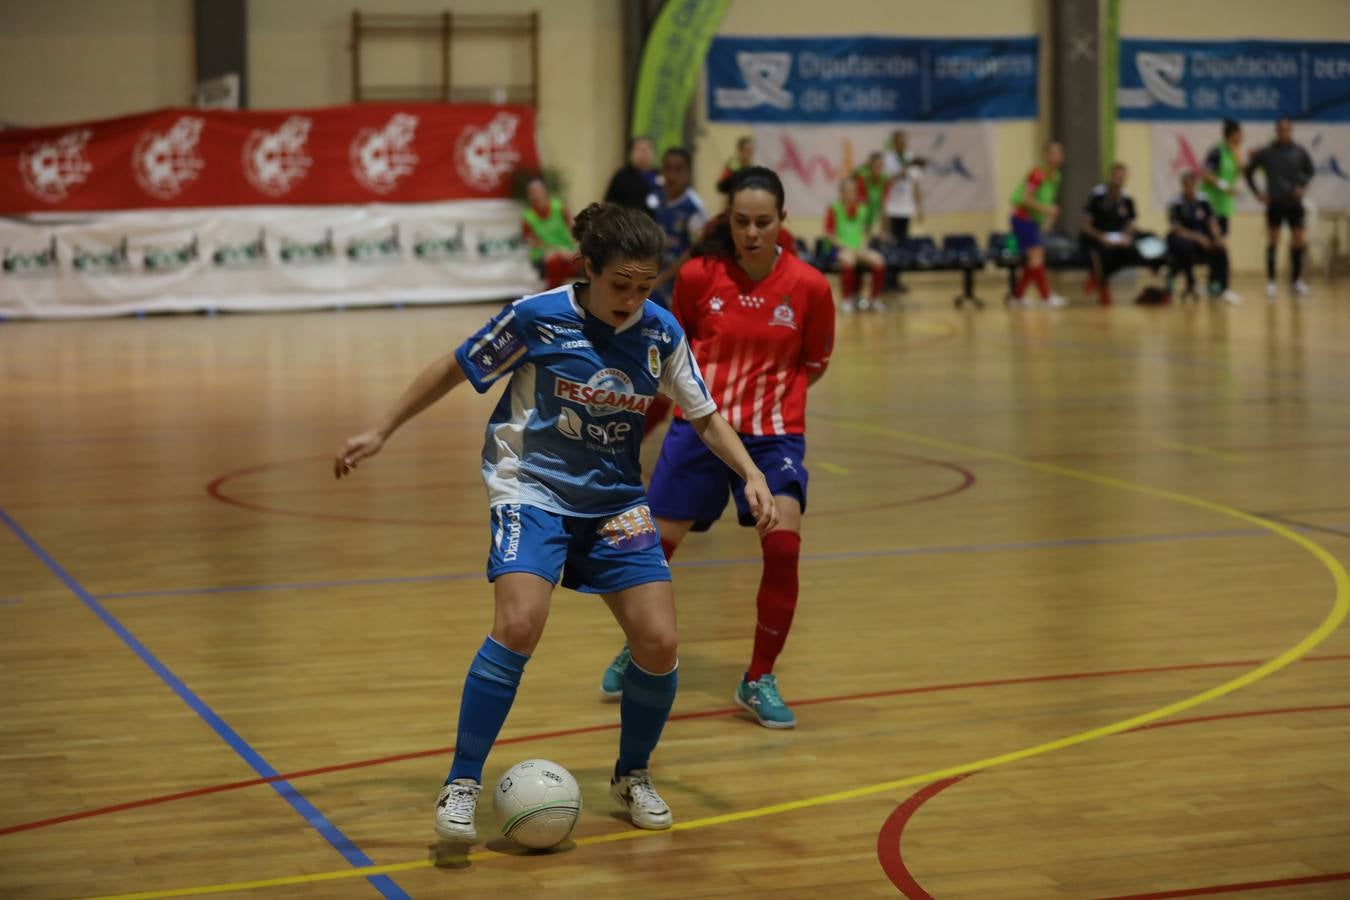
[84,421,1350,900]
[1153,437,1246,464]
[815,461,852,476]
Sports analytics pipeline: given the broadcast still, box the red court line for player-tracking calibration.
[877,703,1350,898]
[6,653,1349,840]
[207,450,976,529]
[1095,871,1350,899]
[874,775,968,900]
[1128,703,1350,732]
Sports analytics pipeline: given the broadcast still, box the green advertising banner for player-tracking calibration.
[631,0,731,151]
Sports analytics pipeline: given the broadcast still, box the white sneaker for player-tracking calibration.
[870,297,887,312]
[1045,294,1068,308]
[610,768,672,830]
[1220,290,1242,305]
[434,778,481,841]
[1266,281,1278,300]
[856,296,871,311]
[1293,279,1312,298]
[839,297,857,315]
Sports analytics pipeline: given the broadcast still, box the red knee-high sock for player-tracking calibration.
[660,537,678,560]
[870,264,885,299]
[747,530,801,681]
[643,394,673,438]
[1032,265,1051,299]
[1014,266,1032,298]
[841,266,858,298]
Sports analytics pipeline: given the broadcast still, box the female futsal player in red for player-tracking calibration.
[602,166,835,728]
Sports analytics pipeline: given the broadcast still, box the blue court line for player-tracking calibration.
[98,572,480,600]
[0,507,409,900]
[96,525,1276,601]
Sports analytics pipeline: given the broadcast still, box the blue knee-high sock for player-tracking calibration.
[616,658,678,777]
[446,636,529,784]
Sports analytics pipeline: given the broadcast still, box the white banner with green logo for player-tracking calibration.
[631,0,731,150]
[0,201,537,319]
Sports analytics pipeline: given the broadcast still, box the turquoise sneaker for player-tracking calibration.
[600,644,631,700]
[734,673,796,729]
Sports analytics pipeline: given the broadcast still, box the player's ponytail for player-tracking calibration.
[570,202,664,275]
[692,166,787,259]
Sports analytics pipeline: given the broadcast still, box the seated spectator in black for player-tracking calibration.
[1079,162,1137,306]
[1167,171,1234,304]
[604,136,659,216]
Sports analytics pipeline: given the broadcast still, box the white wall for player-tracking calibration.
[0,0,193,126]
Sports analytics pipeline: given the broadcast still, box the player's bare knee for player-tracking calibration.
[629,630,678,672]
[493,615,543,654]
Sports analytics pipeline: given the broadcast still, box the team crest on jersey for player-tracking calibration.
[708,296,724,314]
[647,345,661,378]
[555,368,654,417]
[770,295,797,329]
[599,505,660,551]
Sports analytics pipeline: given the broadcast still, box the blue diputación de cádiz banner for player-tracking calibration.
[705,36,1038,123]
[1118,39,1350,122]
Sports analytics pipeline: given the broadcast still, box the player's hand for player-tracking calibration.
[1292,185,1304,200]
[335,430,385,479]
[742,471,779,536]
[1257,192,1269,205]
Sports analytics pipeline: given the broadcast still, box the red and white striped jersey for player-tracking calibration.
[671,251,834,436]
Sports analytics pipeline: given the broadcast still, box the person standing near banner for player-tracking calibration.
[881,130,923,294]
[651,147,708,309]
[855,152,889,238]
[605,136,660,217]
[1245,117,1314,301]
[1008,140,1067,308]
[719,136,755,186]
[1198,119,1244,304]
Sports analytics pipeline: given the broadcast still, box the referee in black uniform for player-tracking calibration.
[1245,117,1314,300]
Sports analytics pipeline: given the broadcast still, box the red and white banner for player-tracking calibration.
[0,103,538,213]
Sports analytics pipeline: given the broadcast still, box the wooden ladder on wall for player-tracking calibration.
[349,10,539,104]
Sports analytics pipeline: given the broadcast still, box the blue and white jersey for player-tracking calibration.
[455,285,717,517]
[654,188,708,271]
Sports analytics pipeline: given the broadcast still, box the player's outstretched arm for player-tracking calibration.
[688,412,779,535]
[334,352,468,479]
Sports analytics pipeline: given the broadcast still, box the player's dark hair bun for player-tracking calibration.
[570,202,664,274]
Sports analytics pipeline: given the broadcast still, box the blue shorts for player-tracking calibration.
[486,503,670,594]
[1010,215,1043,250]
[647,419,808,532]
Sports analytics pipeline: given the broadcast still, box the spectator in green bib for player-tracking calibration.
[718,135,755,187]
[854,152,888,239]
[1009,140,1066,307]
[1197,119,1243,304]
[824,177,887,313]
[521,177,579,288]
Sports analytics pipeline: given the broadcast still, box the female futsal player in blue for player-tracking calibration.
[334,203,777,841]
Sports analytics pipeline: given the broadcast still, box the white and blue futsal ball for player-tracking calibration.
[493,759,582,849]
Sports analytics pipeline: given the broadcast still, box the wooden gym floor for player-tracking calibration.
[2,273,1349,899]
